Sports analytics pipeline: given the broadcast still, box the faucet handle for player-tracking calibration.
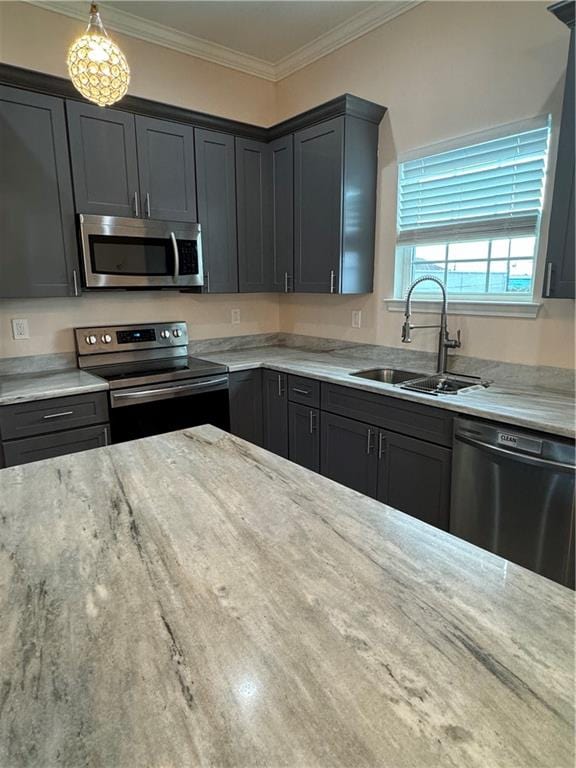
[445,329,462,349]
[401,320,412,343]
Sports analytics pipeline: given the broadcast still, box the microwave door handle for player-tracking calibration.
[170,232,180,280]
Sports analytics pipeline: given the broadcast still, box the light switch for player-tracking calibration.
[11,318,30,339]
[352,310,362,329]
[231,309,241,325]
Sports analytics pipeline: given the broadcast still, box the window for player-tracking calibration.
[394,119,551,302]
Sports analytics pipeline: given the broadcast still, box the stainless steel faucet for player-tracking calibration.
[401,276,461,374]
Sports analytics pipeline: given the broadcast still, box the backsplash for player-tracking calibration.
[1,332,573,392]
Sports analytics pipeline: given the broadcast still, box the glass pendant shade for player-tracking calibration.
[67,3,130,107]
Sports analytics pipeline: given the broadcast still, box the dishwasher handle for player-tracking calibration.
[455,433,575,471]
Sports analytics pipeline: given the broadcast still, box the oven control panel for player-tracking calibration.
[75,322,188,355]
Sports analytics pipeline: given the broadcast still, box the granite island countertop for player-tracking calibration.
[200,346,576,438]
[0,426,573,768]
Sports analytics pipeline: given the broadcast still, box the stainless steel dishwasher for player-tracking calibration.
[450,417,575,588]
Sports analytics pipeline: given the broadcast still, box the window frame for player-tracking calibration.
[390,116,553,314]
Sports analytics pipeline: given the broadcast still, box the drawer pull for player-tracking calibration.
[292,387,310,396]
[43,411,74,420]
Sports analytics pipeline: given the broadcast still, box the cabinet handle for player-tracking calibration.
[284,272,289,293]
[330,269,336,294]
[145,192,151,218]
[545,262,553,296]
[133,191,140,217]
[292,387,310,396]
[103,426,109,446]
[43,411,74,420]
[366,428,374,455]
[277,374,284,397]
[378,432,386,460]
[72,269,79,297]
[309,410,316,434]
[204,272,210,293]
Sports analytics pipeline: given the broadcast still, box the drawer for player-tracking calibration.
[3,424,110,468]
[0,392,109,441]
[287,375,320,408]
[321,383,453,447]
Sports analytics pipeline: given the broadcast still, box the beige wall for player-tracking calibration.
[276,1,575,369]
[1,2,574,367]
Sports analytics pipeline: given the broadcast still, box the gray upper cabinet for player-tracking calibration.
[66,101,139,218]
[135,115,197,222]
[294,117,343,293]
[543,23,574,299]
[294,115,379,294]
[236,138,273,292]
[270,135,294,292]
[195,128,238,293]
[0,86,79,298]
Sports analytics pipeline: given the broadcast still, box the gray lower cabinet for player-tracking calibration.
[543,27,575,299]
[288,403,319,472]
[228,370,264,446]
[0,86,79,298]
[135,115,197,222]
[0,392,110,468]
[321,412,379,497]
[294,115,378,294]
[66,101,140,218]
[195,128,238,293]
[2,425,109,468]
[263,370,288,457]
[377,431,451,530]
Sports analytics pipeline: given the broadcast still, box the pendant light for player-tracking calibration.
[67,3,130,107]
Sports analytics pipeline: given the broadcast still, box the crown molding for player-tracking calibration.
[27,0,422,82]
[274,1,422,81]
[27,1,276,80]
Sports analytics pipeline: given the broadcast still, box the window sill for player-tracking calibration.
[384,298,542,318]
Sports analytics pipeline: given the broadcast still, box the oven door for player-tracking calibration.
[108,375,229,444]
[79,214,203,289]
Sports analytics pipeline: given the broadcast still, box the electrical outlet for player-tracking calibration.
[231,309,241,325]
[11,318,30,340]
[352,310,362,329]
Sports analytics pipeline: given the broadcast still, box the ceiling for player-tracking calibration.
[31,1,420,80]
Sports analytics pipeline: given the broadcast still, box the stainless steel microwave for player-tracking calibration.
[78,214,203,289]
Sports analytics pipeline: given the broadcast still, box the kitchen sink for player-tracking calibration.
[350,367,427,384]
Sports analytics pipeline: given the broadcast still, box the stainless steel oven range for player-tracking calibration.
[75,322,229,444]
[78,214,203,289]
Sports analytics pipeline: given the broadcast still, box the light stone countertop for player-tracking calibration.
[200,346,576,438]
[0,425,573,768]
[0,368,108,406]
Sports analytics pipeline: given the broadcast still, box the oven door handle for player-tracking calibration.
[110,377,228,406]
[170,232,180,281]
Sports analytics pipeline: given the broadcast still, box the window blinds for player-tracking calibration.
[397,123,550,245]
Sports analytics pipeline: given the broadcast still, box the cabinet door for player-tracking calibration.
[270,135,294,292]
[289,403,319,472]
[228,370,263,446]
[377,431,451,530]
[320,412,378,497]
[66,100,139,217]
[236,138,273,292]
[0,86,79,298]
[3,424,109,468]
[135,115,196,222]
[544,31,575,299]
[294,117,343,293]
[262,370,288,458]
[195,128,238,293]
